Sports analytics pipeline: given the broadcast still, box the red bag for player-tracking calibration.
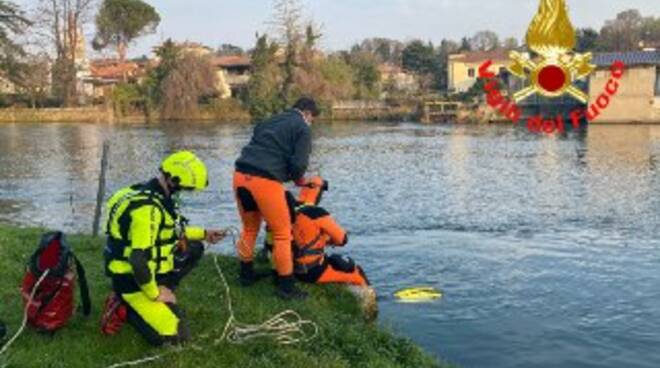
[21,232,91,332]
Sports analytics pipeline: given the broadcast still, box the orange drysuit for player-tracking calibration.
[292,206,369,286]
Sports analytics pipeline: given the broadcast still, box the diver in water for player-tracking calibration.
[264,177,369,286]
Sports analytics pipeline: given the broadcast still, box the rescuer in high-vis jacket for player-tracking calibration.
[234,97,320,300]
[104,151,225,346]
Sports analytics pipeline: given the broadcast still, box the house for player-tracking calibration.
[211,55,251,99]
[82,59,146,100]
[448,49,512,93]
[589,50,660,123]
[378,63,418,95]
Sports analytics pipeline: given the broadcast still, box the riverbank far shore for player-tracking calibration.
[0,225,449,368]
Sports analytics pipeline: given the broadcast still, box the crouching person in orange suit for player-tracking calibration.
[278,177,370,286]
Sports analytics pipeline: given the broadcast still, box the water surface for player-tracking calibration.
[1,121,659,368]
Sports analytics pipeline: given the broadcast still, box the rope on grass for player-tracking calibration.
[215,227,318,345]
[0,269,51,357]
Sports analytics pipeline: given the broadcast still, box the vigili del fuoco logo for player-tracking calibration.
[478,0,626,134]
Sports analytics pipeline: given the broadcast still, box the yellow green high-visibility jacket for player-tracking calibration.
[105,179,205,299]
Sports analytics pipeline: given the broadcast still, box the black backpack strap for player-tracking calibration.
[71,253,92,316]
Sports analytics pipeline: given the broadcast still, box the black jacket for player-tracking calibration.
[235,109,312,182]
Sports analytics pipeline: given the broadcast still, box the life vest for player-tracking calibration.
[21,232,91,332]
[104,182,181,293]
[292,206,346,274]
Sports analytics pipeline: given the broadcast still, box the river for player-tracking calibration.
[1,121,659,368]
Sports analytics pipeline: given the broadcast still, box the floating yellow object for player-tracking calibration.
[393,287,442,303]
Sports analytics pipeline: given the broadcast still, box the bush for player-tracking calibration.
[204,98,251,122]
[111,83,145,117]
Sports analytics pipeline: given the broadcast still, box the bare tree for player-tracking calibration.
[470,30,500,51]
[269,0,304,104]
[34,0,96,106]
[160,53,218,120]
[10,53,51,107]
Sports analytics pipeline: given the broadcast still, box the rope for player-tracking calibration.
[105,354,162,368]
[105,226,318,368]
[215,227,318,345]
[0,269,51,357]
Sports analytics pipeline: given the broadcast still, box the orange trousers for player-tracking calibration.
[317,264,369,286]
[233,171,293,276]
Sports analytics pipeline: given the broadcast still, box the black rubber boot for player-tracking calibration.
[0,319,6,341]
[239,262,258,287]
[276,275,308,300]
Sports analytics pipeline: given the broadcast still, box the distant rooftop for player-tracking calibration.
[212,55,251,68]
[449,49,511,63]
[592,50,660,67]
[90,59,143,80]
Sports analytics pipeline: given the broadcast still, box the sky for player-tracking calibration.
[19,0,660,58]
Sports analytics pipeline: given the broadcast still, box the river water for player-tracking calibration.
[1,121,660,368]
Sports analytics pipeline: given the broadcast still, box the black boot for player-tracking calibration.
[271,270,278,286]
[276,275,308,300]
[239,262,258,287]
[0,319,6,340]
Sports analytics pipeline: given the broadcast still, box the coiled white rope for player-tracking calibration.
[0,269,51,357]
[216,227,318,345]
[106,227,318,368]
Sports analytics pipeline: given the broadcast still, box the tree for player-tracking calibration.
[143,38,180,111]
[270,0,304,105]
[0,1,30,63]
[435,39,459,91]
[293,24,352,109]
[35,0,97,106]
[402,40,436,75]
[160,52,218,120]
[576,28,599,52]
[93,0,160,62]
[351,37,405,64]
[245,34,282,121]
[640,16,660,48]
[217,43,244,56]
[470,30,500,51]
[598,9,644,51]
[502,37,519,50]
[10,54,51,108]
[458,37,472,52]
[350,52,380,100]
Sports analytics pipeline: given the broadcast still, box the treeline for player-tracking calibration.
[0,0,161,109]
[224,7,660,120]
[1,0,659,120]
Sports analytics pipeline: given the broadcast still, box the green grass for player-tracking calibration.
[0,226,451,368]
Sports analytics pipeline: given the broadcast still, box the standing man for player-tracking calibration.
[104,151,225,346]
[234,97,320,300]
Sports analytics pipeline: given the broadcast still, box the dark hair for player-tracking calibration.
[293,97,320,117]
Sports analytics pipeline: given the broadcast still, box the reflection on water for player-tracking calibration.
[2,122,660,368]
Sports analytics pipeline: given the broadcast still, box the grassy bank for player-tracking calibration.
[0,226,449,368]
